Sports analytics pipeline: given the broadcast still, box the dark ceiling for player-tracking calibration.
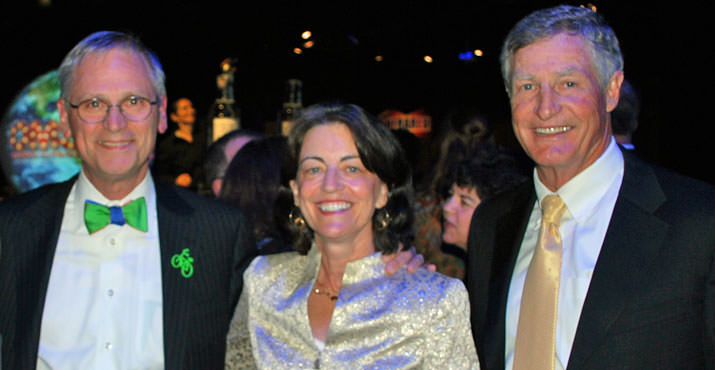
[2,0,712,184]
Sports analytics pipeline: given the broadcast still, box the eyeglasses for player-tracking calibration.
[68,95,158,124]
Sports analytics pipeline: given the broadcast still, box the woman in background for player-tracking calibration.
[437,142,527,250]
[219,135,291,255]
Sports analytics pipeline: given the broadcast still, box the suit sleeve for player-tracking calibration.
[706,251,715,370]
[228,212,258,312]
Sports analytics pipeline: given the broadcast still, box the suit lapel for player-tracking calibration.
[483,183,536,370]
[156,183,197,369]
[567,153,668,369]
[16,179,75,369]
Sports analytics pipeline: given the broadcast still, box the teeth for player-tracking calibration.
[320,202,351,212]
[535,126,571,135]
[99,141,129,147]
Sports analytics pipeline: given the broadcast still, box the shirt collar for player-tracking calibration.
[75,170,155,207]
[534,137,624,224]
[306,244,384,286]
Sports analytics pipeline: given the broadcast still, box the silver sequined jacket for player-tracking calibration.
[225,246,480,369]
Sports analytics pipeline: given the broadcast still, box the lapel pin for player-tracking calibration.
[171,248,195,278]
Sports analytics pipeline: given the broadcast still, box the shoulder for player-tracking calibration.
[155,181,242,219]
[243,251,304,294]
[0,179,73,220]
[389,268,468,307]
[469,178,532,234]
[248,251,302,270]
[476,179,532,217]
[623,153,715,216]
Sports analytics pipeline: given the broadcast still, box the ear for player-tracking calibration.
[605,71,624,113]
[375,182,389,209]
[57,98,72,139]
[212,178,223,197]
[289,179,300,206]
[158,96,168,134]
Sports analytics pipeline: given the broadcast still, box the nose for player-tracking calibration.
[321,167,344,192]
[104,105,127,131]
[536,84,561,120]
[442,195,458,214]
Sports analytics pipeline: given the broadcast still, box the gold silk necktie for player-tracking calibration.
[513,194,567,370]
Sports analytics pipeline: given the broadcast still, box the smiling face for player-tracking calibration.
[170,98,196,126]
[441,184,481,249]
[509,33,622,190]
[290,123,388,252]
[58,48,167,199]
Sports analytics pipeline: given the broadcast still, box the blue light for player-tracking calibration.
[459,51,474,61]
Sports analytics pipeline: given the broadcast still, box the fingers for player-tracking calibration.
[406,251,424,273]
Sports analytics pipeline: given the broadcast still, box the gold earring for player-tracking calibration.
[376,210,391,231]
[289,208,306,230]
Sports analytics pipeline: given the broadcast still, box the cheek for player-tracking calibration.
[459,207,476,229]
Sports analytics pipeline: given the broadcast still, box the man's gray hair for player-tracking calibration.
[500,5,623,96]
[58,30,166,100]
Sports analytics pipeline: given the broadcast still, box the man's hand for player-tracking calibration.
[383,246,437,276]
[175,173,192,187]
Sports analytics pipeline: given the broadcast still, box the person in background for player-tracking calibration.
[225,103,478,369]
[154,97,205,190]
[411,110,494,280]
[0,30,256,369]
[467,5,715,370]
[437,142,526,251]
[611,78,640,150]
[204,128,261,197]
[219,135,292,255]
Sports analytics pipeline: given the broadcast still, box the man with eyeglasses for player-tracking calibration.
[0,31,427,369]
[0,31,258,369]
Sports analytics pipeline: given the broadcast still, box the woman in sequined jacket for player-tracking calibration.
[225,103,480,369]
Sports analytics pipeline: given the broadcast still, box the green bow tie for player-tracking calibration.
[84,197,148,234]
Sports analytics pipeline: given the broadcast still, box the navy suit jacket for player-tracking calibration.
[467,150,715,370]
[0,177,257,369]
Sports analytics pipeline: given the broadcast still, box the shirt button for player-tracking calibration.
[107,289,114,297]
[109,238,116,246]
[105,342,112,350]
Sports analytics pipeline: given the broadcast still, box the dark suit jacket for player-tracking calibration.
[467,150,715,370]
[0,178,257,369]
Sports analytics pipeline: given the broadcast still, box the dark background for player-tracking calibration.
[2,0,712,188]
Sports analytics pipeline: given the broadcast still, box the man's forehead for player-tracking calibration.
[224,136,254,160]
[512,35,595,75]
[69,49,155,95]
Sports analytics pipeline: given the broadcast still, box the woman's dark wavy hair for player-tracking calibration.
[435,141,527,202]
[281,102,414,255]
[219,136,290,243]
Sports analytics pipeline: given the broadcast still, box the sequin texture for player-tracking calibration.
[225,246,480,369]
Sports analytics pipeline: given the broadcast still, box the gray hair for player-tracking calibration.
[500,5,623,95]
[58,31,166,100]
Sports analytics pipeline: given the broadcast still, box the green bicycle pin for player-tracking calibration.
[171,248,194,278]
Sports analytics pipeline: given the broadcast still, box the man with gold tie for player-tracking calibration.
[466,5,715,370]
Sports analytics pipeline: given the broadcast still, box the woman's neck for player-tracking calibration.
[175,124,193,142]
[314,232,375,291]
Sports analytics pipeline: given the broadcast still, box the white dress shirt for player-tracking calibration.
[37,171,164,370]
[505,138,624,370]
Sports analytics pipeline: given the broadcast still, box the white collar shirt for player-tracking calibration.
[505,137,624,370]
[38,170,164,370]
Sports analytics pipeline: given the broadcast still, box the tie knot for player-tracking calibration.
[541,195,566,226]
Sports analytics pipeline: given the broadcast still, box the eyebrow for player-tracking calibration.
[460,193,476,202]
[298,154,360,165]
[513,67,582,81]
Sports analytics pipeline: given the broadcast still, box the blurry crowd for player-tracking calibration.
[148,96,532,276]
